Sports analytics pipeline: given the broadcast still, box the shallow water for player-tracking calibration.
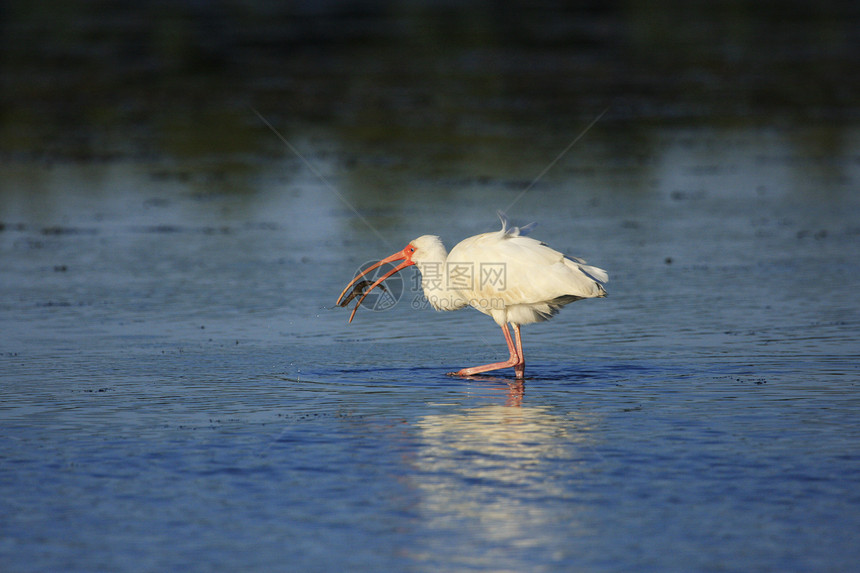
[3,126,859,572]
[3,2,860,572]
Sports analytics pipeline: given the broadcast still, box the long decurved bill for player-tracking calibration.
[336,246,414,323]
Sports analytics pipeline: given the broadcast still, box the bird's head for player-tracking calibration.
[336,235,444,323]
[405,235,446,266]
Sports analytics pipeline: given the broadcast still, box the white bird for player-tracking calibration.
[336,213,608,379]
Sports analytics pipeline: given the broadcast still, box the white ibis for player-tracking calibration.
[336,213,608,378]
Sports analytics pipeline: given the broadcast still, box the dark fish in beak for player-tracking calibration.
[336,244,417,323]
[338,280,388,307]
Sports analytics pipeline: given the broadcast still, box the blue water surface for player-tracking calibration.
[3,122,860,572]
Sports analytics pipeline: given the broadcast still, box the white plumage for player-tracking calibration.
[337,213,607,378]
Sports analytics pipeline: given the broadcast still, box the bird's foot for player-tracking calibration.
[447,369,470,377]
[448,362,525,378]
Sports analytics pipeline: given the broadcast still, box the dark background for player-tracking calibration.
[2,0,857,165]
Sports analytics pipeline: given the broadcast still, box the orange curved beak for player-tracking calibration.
[336,245,415,323]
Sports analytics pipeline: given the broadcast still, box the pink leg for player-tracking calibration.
[512,323,525,379]
[453,323,524,378]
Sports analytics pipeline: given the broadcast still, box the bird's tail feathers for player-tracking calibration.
[573,260,609,294]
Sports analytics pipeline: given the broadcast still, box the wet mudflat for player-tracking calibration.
[2,2,860,572]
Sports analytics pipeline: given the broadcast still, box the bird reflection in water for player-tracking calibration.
[461,374,525,407]
[405,401,599,567]
[506,380,524,407]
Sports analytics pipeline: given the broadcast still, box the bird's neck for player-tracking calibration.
[413,246,468,311]
[413,245,448,293]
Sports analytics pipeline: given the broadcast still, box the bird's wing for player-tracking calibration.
[448,232,607,305]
